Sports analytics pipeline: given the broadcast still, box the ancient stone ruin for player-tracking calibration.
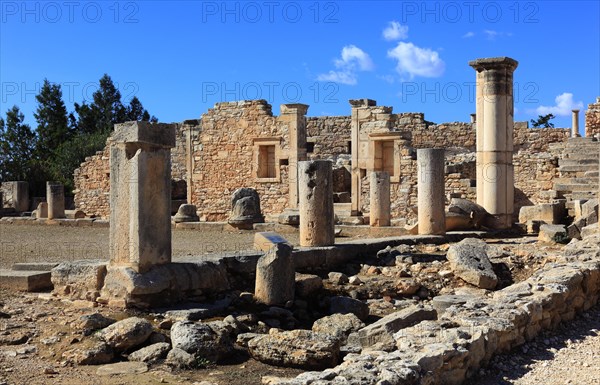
[1,57,600,385]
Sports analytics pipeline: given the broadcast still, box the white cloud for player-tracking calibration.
[536,93,584,116]
[317,70,358,85]
[483,30,513,40]
[387,42,445,78]
[317,45,373,85]
[377,74,395,84]
[462,31,475,38]
[383,21,408,41]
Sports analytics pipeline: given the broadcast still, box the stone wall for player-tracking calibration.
[72,99,577,222]
[306,116,351,160]
[189,100,291,221]
[585,97,600,137]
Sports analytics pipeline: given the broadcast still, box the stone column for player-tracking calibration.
[572,109,580,138]
[469,57,518,229]
[417,149,446,235]
[109,121,176,273]
[280,104,309,209]
[46,182,65,219]
[299,160,334,247]
[369,171,390,227]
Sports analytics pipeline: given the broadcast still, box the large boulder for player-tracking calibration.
[62,341,114,365]
[228,188,264,229]
[446,238,498,289]
[311,313,364,344]
[170,321,233,362]
[446,198,489,230]
[255,243,295,305]
[247,329,340,370]
[329,296,369,321]
[357,305,437,349]
[128,342,171,363]
[98,317,153,352]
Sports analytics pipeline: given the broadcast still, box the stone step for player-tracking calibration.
[559,159,598,167]
[561,153,599,161]
[571,191,598,200]
[554,177,598,185]
[567,137,597,144]
[585,171,599,177]
[0,270,52,292]
[559,165,598,173]
[554,183,599,192]
[11,262,59,272]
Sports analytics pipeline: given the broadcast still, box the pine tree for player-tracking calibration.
[93,74,126,133]
[34,79,71,156]
[125,96,158,122]
[0,106,36,182]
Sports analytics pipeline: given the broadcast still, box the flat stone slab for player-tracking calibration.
[12,262,59,272]
[96,361,148,376]
[0,270,52,291]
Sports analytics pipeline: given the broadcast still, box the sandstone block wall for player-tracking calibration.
[72,99,576,222]
[585,97,600,137]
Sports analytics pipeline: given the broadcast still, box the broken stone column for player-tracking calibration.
[572,109,580,138]
[36,202,48,219]
[280,104,309,209]
[299,160,334,247]
[469,57,518,229]
[369,171,390,227]
[255,242,295,305]
[417,149,445,235]
[228,188,264,229]
[109,121,176,274]
[46,182,65,219]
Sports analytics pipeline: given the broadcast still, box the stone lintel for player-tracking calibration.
[280,103,309,115]
[113,121,176,148]
[468,57,518,72]
[349,99,377,108]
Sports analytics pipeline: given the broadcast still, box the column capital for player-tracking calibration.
[280,103,309,115]
[469,57,518,72]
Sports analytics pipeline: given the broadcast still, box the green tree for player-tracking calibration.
[530,113,555,128]
[125,96,157,122]
[34,79,71,156]
[0,106,36,182]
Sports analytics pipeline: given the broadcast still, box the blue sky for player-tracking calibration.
[1,1,599,130]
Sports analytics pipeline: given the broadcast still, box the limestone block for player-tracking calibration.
[248,329,340,370]
[51,260,107,300]
[255,243,295,305]
[295,273,323,298]
[538,224,570,244]
[47,182,65,219]
[0,270,52,292]
[358,305,437,349]
[518,202,563,224]
[446,238,498,289]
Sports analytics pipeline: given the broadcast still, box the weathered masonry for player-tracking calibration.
[73,61,599,225]
[74,97,599,224]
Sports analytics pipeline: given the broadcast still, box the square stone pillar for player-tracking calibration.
[109,121,176,274]
[469,57,518,229]
[280,104,309,209]
[6,181,29,212]
[46,182,65,219]
[349,99,377,216]
[299,160,334,247]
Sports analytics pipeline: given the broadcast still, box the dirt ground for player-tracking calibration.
[0,223,301,269]
[1,223,599,385]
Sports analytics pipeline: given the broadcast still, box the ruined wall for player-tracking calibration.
[72,98,577,223]
[189,100,290,221]
[306,116,351,160]
[585,97,600,137]
[73,122,194,219]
